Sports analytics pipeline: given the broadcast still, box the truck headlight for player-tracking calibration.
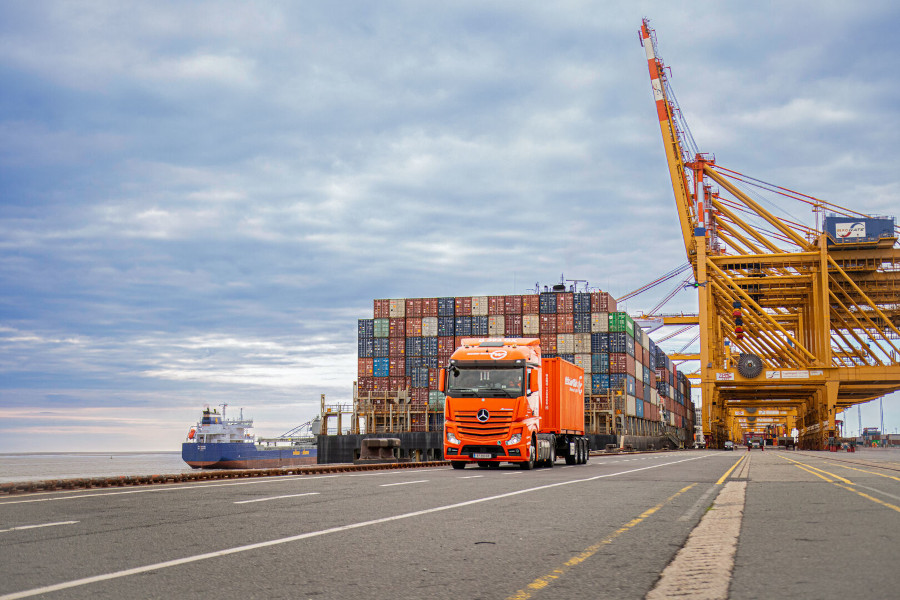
[447,431,460,445]
[506,433,521,446]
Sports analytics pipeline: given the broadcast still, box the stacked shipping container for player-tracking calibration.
[358,291,695,433]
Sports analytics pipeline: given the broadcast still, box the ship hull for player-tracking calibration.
[182,442,318,469]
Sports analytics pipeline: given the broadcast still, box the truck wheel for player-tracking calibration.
[583,438,590,463]
[521,438,536,470]
[565,439,576,465]
[451,461,466,470]
[547,444,555,468]
[578,439,586,464]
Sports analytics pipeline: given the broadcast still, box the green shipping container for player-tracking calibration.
[608,312,635,336]
[374,318,390,338]
[428,390,445,409]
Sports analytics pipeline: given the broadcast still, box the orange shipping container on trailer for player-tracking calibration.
[540,358,585,435]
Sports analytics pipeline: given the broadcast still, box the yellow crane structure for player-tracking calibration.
[639,19,900,449]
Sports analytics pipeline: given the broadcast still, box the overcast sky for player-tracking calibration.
[2,1,898,453]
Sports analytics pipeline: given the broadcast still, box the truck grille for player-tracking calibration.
[454,410,512,439]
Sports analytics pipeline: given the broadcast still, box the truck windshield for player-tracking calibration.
[446,367,524,397]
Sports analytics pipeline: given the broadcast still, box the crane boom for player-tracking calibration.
[639,19,698,262]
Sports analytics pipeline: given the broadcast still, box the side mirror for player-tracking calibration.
[438,368,446,392]
[529,369,539,393]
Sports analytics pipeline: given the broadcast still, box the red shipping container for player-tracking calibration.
[636,380,644,399]
[389,318,406,338]
[405,298,423,318]
[358,377,374,392]
[540,314,557,334]
[540,334,558,354]
[505,314,523,336]
[557,313,574,333]
[438,336,456,354]
[374,299,390,319]
[438,351,453,366]
[373,378,388,392]
[455,336,467,349]
[590,292,617,312]
[406,317,423,337]
[522,295,540,314]
[609,353,627,373]
[389,357,405,377]
[488,296,504,314]
[428,368,441,389]
[389,338,406,357]
[650,372,656,387]
[358,358,374,377]
[411,388,429,404]
[455,297,472,316]
[389,376,409,391]
[644,401,652,421]
[626,353,636,375]
[422,297,438,317]
[504,295,523,314]
[556,293,574,314]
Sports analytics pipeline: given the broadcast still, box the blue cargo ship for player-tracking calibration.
[182,406,318,469]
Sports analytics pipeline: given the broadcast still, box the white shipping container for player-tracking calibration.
[651,390,659,406]
[421,317,438,337]
[626,395,636,417]
[471,296,489,316]
[575,353,591,374]
[488,315,505,336]
[557,334,575,354]
[389,299,406,318]
[591,312,609,333]
[640,332,650,350]
[523,314,540,335]
[574,333,591,354]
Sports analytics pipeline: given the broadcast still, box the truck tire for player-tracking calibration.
[451,461,466,470]
[578,439,586,464]
[565,438,576,465]
[547,443,555,468]
[521,438,536,470]
[583,438,590,463]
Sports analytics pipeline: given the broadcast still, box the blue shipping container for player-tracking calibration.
[591,333,610,353]
[592,374,609,394]
[358,319,374,338]
[574,293,591,313]
[591,353,609,374]
[635,397,644,418]
[422,337,438,356]
[626,374,636,396]
[374,338,390,358]
[454,316,472,336]
[471,316,488,336]
[539,293,557,314]
[438,317,455,337]
[373,357,390,377]
[574,312,591,333]
[411,367,430,388]
[406,337,423,356]
[438,297,455,316]
[358,338,374,358]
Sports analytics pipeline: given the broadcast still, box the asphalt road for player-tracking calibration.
[1,449,898,599]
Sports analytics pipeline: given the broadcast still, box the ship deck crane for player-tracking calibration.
[639,19,900,449]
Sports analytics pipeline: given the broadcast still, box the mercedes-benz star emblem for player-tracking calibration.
[477,409,490,423]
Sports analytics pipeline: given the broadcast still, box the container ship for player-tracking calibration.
[182,406,318,469]
[355,286,695,449]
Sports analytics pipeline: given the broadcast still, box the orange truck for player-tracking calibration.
[439,338,589,469]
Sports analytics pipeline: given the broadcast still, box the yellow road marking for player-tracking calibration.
[506,483,698,600]
[825,462,900,482]
[834,483,900,514]
[716,455,747,485]
[792,464,833,483]
[780,456,900,513]
[779,456,854,485]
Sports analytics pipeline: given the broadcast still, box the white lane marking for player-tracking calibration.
[854,483,900,503]
[503,471,524,475]
[234,492,320,505]
[458,475,483,479]
[647,481,746,599]
[0,455,708,600]
[677,485,718,522]
[379,480,428,487]
[0,521,79,534]
[0,475,340,506]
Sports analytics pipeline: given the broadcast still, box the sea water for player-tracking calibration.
[0,452,197,483]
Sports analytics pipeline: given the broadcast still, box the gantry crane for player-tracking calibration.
[639,19,900,449]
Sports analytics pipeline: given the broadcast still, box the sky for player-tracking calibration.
[2,1,899,452]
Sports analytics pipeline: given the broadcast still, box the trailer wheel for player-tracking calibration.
[451,461,466,470]
[583,438,590,463]
[565,438,577,465]
[547,443,555,468]
[577,439,586,464]
[521,437,536,470]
